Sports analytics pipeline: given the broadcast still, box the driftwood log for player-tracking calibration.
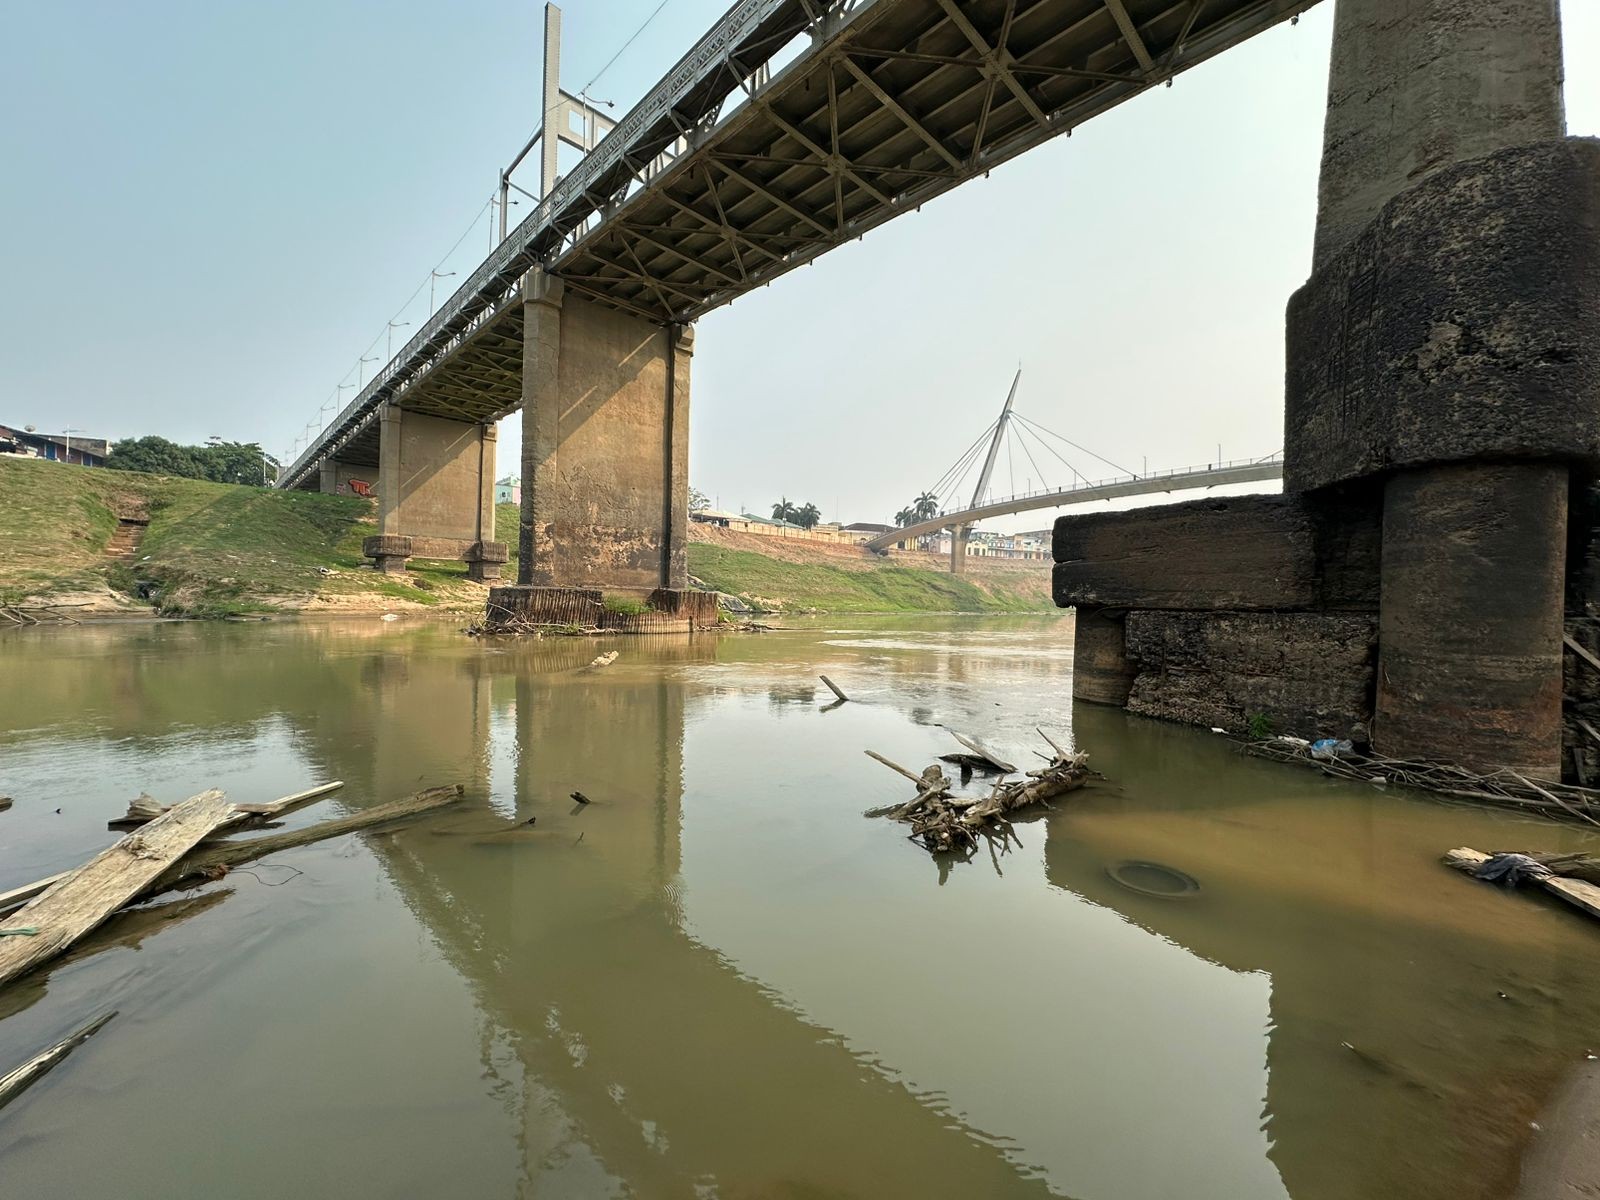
[0,1011,116,1114]
[866,731,1090,856]
[149,784,464,896]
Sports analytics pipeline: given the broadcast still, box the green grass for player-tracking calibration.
[685,544,1051,613]
[0,458,482,617]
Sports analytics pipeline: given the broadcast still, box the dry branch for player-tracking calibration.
[820,675,849,703]
[1244,739,1600,825]
[867,731,1089,856]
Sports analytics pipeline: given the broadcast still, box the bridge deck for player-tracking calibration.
[865,457,1284,549]
[282,0,1317,488]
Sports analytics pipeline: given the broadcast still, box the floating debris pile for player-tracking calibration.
[864,728,1092,857]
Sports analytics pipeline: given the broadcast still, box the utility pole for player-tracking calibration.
[540,3,561,202]
[496,5,616,245]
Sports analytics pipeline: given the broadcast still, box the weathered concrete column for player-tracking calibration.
[517,267,694,591]
[1312,0,1565,269]
[949,524,968,575]
[365,400,504,573]
[1286,0,1580,777]
[1072,607,1135,706]
[1376,463,1567,774]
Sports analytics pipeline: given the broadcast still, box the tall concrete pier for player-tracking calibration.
[1056,0,1600,780]
[486,269,714,633]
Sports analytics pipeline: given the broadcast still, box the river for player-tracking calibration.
[2,614,1599,1199]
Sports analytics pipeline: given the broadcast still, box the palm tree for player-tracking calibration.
[914,491,940,521]
[771,497,797,523]
[894,507,915,527]
[794,502,822,529]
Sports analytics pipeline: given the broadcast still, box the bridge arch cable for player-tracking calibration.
[1010,413,1137,481]
[1008,418,1053,498]
[920,419,999,514]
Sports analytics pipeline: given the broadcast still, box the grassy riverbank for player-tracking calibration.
[684,526,1054,613]
[0,461,1053,618]
[0,458,481,617]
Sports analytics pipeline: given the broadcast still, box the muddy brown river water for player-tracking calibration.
[2,614,1600,1199]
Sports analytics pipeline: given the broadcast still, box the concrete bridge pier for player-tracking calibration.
[360,403,506,580]
[949,524,969,575]
[319,458,372,497]
[485,268,716,633]
[1054,0,1600,781]
[1290,0,1578,777]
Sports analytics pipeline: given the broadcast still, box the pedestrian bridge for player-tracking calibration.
[866,456,1284,552]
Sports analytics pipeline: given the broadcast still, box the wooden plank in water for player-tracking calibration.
[0,790,235,989]
[1444,847,1600,922]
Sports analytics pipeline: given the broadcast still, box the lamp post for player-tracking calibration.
[60,426,84,465]
[387,321,409,360]
[359,354,379,386]
[430,270,456,316]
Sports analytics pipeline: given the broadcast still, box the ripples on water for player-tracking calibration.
[2,614,1599,1199]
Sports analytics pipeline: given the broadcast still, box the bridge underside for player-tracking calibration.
[283,0,1317,540]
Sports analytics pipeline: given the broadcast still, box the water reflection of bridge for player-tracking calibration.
[10,623,1600,1198]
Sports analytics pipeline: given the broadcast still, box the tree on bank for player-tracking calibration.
[107,436,279,486]
[771,498,823,528]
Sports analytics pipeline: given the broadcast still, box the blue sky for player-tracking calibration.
[2,2,1596,528]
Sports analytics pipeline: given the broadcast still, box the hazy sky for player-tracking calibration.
[3,2,1597,531]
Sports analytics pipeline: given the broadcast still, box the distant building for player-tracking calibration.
[0,425,107,467]
[495,480,522,505]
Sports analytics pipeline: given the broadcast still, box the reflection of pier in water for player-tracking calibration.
[360,632,1051,1196]
[11,622,1600,1197]
[1044,704,1600,1200]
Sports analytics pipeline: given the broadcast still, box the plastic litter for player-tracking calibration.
[1310,738,1355,760]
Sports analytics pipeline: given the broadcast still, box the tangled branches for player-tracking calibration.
[864,729,1092,858]
[1244,738,1600,827]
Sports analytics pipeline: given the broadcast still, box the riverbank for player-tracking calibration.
[684,524,1053,613]
[0,461,1054,618]
[0,458,482,618]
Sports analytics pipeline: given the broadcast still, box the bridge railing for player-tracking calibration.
[939,453,1285,517]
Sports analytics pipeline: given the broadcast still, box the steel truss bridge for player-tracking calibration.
[279,0,1316,490]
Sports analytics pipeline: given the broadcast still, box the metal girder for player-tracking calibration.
[1104,0,1157,73]
[281,0,1320,490]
